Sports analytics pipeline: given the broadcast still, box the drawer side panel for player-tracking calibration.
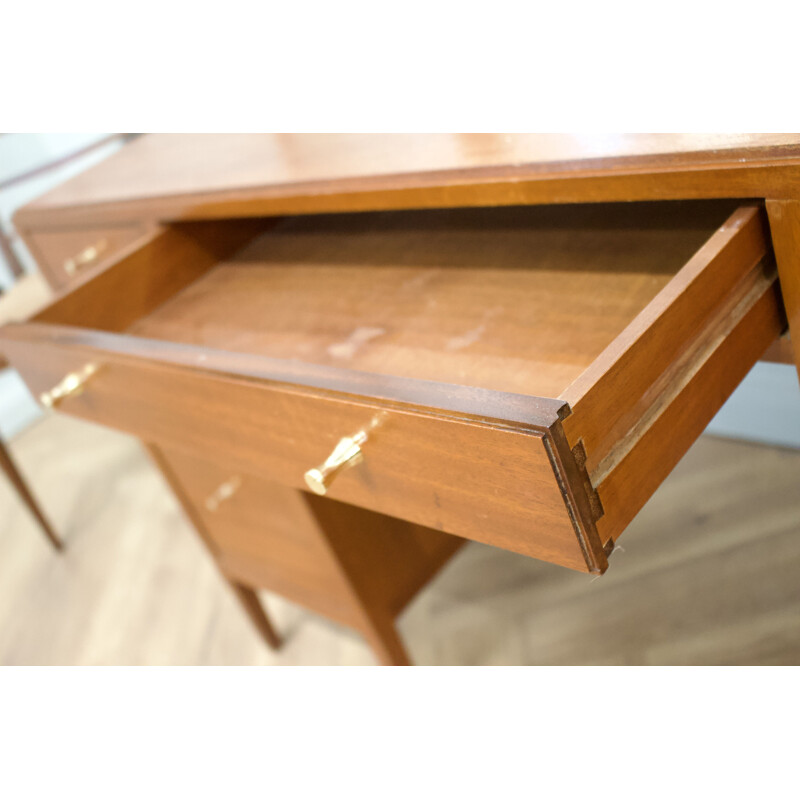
[595,278,784,544]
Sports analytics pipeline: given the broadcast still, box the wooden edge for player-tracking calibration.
[0,320,567,432]
[766,199,800,384]
[544,423,608,575]
[563,204,765,405]
[561,204,769,469]
[13,143,800,229]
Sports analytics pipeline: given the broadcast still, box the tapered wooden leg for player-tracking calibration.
[359,610,411,666]
[0,438,62,551]
[301,493,425,665]
[228,580,282,650]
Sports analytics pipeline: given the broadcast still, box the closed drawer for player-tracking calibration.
[151,444,374,626]
[23,224,148,289]
[0,203,784,574]
[150,444,463,626]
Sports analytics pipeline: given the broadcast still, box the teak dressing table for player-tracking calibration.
[4,134,799,665]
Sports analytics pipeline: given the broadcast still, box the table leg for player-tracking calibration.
[1,438,62,551]
[227,580,282,650]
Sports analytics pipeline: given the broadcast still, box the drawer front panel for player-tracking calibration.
[25,225,147,289]
[153,445,466,624]
[1,332,598,573]
[153,445,368,626]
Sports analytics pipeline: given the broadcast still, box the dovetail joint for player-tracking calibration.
[571,439,604,522]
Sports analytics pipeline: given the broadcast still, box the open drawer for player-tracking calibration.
[0,202,784,574]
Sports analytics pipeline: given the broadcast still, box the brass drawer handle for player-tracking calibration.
[63,239,107,276]
[304,431,367,495]
[205,476,242,511]
[40,364,97,408]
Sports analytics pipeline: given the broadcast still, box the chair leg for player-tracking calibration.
[0,438,62,551]
[228,580,282,650]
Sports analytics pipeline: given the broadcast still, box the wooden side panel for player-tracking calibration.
[595,279,784,544]
[302,493,465,618]
[561,205,770,473]
[766,200,800,384]
[0,330,593,572]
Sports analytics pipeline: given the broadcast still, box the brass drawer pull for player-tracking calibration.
[304,431,367,495]
[63,239,107,276]
[205,476,242,511]
[40,364,97,408]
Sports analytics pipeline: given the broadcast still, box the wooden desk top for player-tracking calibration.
[16,133,800,228]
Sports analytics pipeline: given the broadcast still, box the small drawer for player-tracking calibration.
[23,224,147,289]
[149,444,463,627]
[0,203,784,574]
[152,443,376,625]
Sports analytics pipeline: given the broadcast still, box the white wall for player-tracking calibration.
[706,361,800,448]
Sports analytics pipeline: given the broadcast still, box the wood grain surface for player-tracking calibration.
[130,203,731,398]
[16,133,800,228]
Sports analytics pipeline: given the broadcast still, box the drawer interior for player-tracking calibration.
[102,201,743,401]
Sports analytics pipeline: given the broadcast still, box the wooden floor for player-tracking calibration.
[1,413,798,665]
